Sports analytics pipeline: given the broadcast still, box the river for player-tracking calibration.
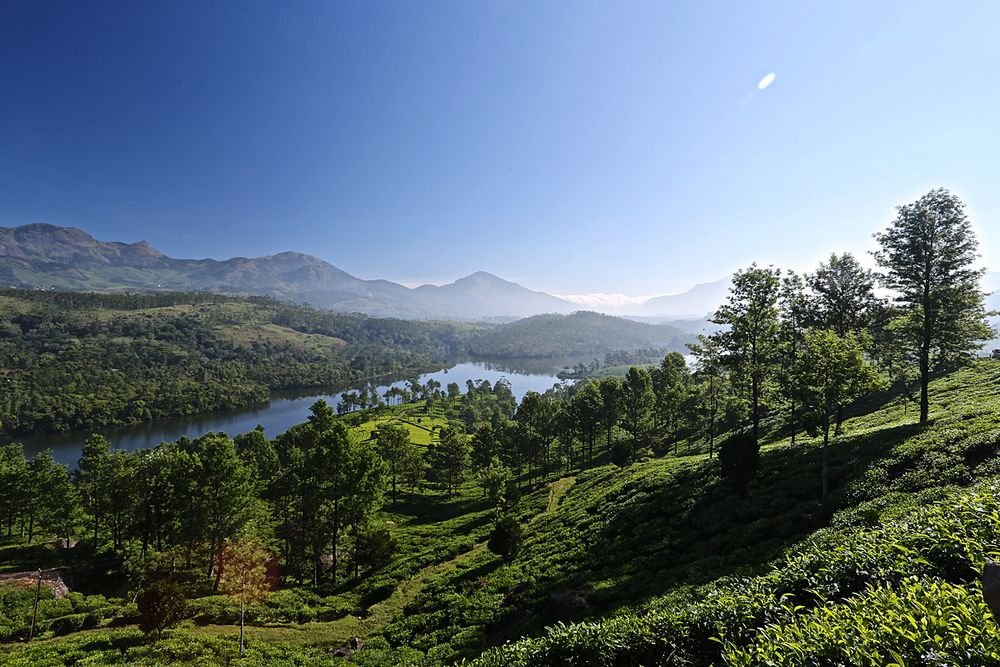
[17,361,569,465]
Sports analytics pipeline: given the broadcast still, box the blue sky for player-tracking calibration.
[2,1,1000,299]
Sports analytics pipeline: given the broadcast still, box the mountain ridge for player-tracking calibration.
[0,223,728,320]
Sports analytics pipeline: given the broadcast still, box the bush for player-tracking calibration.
[137,580,187,638]
[487,515,523,561]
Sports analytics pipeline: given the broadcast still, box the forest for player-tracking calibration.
[3,188,1000,665]
[0,291,473,434]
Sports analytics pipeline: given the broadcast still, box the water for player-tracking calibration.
[16,361,568,465]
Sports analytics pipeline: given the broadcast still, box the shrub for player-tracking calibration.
[137,580,187,638]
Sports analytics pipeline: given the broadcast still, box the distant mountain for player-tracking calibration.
[0,223,733,322]
[0,223,576,320]
[635,277,731,319]
[466,311,693,358]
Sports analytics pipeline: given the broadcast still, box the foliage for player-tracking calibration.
[137,580,188,638]
[873,187,993,422]
[717,432,759,497]
[487,515,523,562]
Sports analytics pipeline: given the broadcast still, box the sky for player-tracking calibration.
[3,1,1000,302]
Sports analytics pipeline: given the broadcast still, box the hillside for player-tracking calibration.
[0,289,474,435]
[5,355,1000,665]
[466,311,694,358]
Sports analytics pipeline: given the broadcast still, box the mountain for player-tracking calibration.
[0,223,575,320]
[634,277,731,319]
[0,223,731,322]
[466,311,692,358]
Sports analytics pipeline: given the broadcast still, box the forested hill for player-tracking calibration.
[0,292,698,436]
[0,289,476,434]
[465,311,693,358]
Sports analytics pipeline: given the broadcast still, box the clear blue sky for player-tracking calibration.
[3,1,999,297]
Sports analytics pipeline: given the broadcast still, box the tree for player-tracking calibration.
[620,366,654,460]
[569,381,602,467]
[705,265,782,441]
[0,444,27,537]
[353,524,396,575]
[717,432,759,498]
[652,352,690,447]
[399,445,425,494]
[470,425,501,470]
[597,377,622,456]
[24,451,75,544]
[487,514,522,561]
[477,457,514,508]
[194,434,254,589]
[137,579,187,639]
[425,427,471,496]
[76,434,111,546]
[793,329,884,500]
[806,253,883,433]
[375,424,414,505]
[300,411,387,585]
[514,392,556,480]
[778,273,810,444]
[219,539,274,656]
[234,427,279,492]
[807,252,880,336]
[873,188,993,424]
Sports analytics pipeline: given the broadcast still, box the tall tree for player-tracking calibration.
[0,444,27,537]
[620,366,654,460]
[873,188,993,424]
[792,329,884,499]
[76,434,111,546]
[597,376,622,456]
[194,434,254,588]
[807,252,880,336]
[704,264,782,441]
[425,427,470,496]
[651,352,691,450]
[569,381,602,466]
[375,424,414,505]
[219,539,274,656]
[778,272,810,444]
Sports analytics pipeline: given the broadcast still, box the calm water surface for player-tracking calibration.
[18,361,568,465]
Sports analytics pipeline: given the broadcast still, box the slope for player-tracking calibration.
[466,311,694,358]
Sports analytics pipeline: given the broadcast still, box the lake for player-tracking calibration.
[17,361,569,465]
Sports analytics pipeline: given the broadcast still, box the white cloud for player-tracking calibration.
[556,293,651,312]
[758,72,776,90]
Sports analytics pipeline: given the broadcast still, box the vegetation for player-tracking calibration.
[1,188,997,665]
[0,290,473,435]
[466,311,692,359]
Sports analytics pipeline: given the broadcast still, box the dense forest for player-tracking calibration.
[3,188,1000,665]
[0,291,474,434]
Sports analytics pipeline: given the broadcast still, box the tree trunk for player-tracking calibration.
[821,416,830,501]
[239,600,246,656]
[919,340,930,424]
[213,540,224,591]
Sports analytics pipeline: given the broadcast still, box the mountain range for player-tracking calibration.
[0,223,727,321]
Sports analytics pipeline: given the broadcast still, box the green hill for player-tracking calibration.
[6,361,1000,665]
[466,311,693,359]
[0,289,475,435]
